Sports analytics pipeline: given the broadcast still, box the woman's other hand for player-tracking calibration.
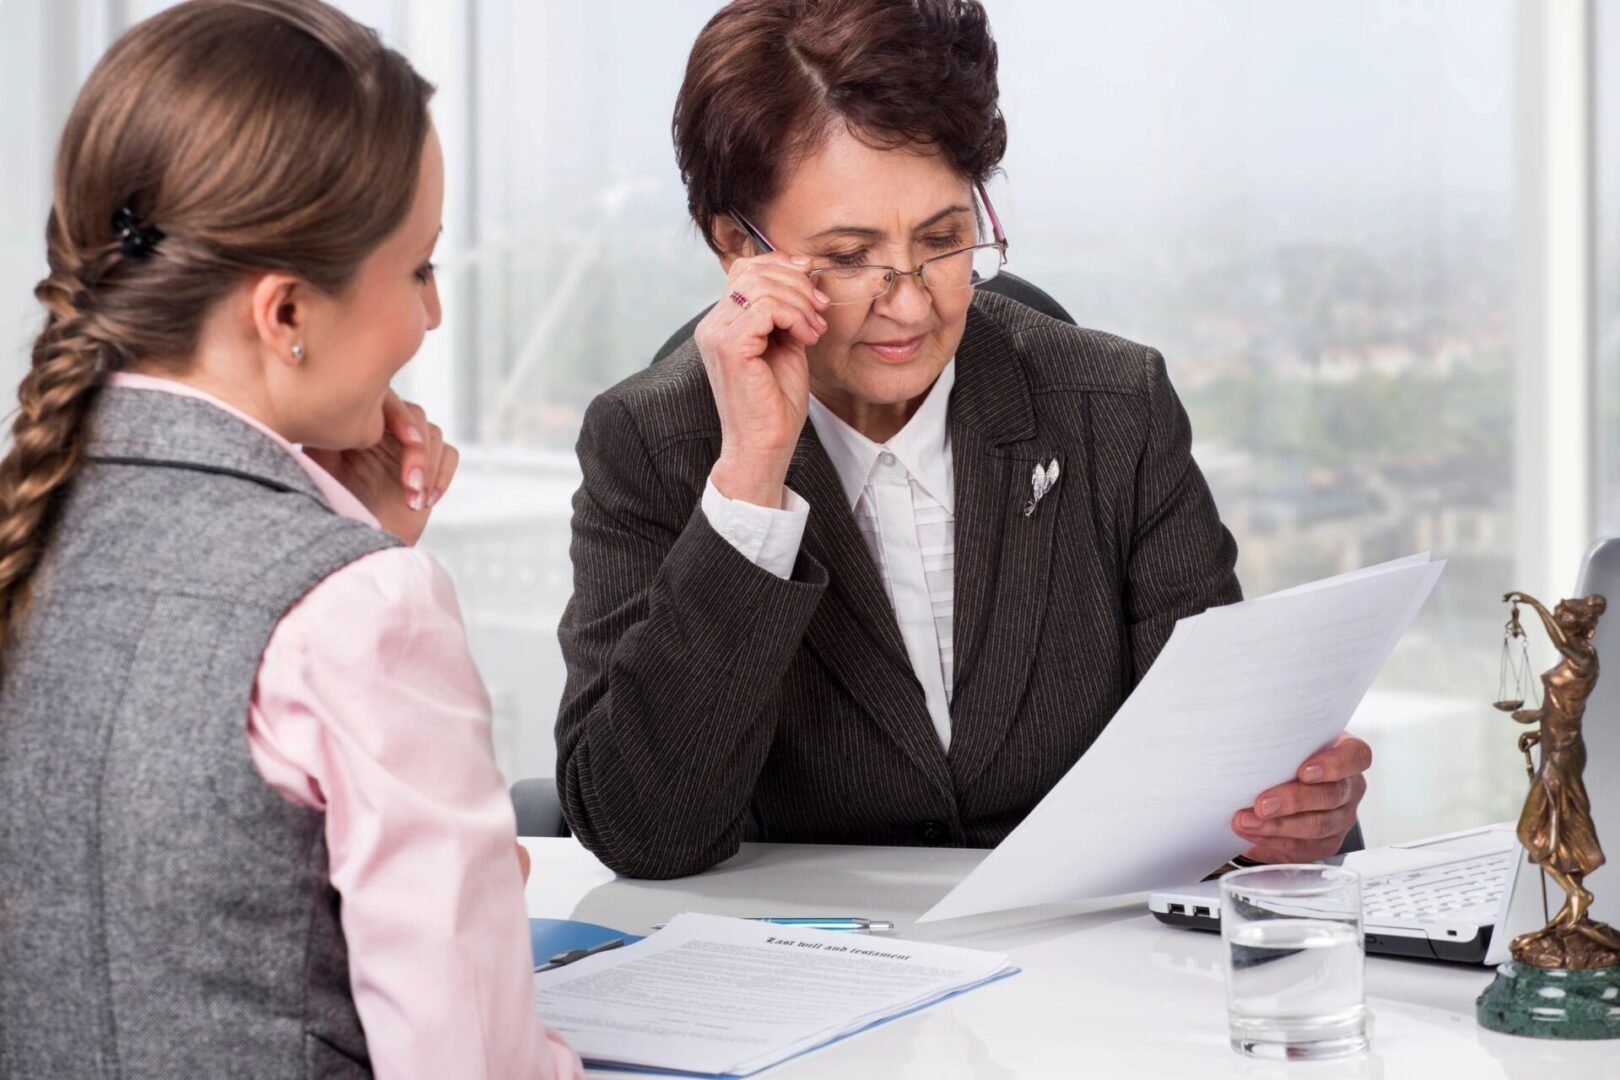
[307,392,459,545]
[696,252,828,508]
[1231,733,1372,863]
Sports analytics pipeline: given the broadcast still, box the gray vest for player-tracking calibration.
[0,387,400,1079]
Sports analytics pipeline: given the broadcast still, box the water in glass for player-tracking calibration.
[1221,865,1367,1060]
[1226,919,1366,1058]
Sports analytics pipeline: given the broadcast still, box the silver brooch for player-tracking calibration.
[1023,458,1060,517]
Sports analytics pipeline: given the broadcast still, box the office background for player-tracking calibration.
[2,0,1616,849]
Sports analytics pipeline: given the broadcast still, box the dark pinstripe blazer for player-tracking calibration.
[556,291,1242,879]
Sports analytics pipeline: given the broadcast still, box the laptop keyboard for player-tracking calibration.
[1361,850,1513,922]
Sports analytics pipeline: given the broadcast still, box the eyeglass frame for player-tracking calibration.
[727,181,1009,306]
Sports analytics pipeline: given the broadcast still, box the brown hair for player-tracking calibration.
[674,0,1007,255]
[0,0,434,666]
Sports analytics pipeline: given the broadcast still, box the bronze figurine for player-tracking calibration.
[1499,591,1620,969]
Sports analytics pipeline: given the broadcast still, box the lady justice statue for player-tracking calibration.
[1499,592,1620,968]
[1478,591,1620,1040]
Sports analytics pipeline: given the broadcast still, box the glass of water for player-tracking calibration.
[1220,864,1366,1060]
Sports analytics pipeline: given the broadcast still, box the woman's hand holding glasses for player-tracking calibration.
[696,251,830,510]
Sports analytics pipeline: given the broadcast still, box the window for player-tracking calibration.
[1601,2,1620,534]
[994,1,1526,842]
[0,0,64,400]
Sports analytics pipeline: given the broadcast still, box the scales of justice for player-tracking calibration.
[1475,590,1620,1038]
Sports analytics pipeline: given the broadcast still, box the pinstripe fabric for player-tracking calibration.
[556,291,1242,879]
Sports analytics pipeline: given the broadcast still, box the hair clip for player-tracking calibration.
[112,207,164,259]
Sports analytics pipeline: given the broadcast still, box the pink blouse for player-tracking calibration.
[106,374,581,1080]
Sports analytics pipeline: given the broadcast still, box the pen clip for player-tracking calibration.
[535,937,625,972]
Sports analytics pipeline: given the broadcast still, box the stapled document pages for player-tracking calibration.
[532,912,1015,1075]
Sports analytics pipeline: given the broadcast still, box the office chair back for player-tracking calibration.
[511,777,569,838]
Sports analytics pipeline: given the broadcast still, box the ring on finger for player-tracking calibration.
[729,290,751,311]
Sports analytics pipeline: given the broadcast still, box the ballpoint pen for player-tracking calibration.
[650,917,896,933]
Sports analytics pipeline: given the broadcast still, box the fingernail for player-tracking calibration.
[1301,765,1324,782]
[409,491,425,512]
[1258,797,1282,817]
[791,255,811,266]
[405,426,424,445]
[428,490,441,509]
[813,289,831,304]
[1239,812,1263,830]
[814,313,828,329]
[408,467,425,493]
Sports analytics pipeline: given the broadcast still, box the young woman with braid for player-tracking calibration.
[0,2,580,1077]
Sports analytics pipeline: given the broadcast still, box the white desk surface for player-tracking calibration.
[521,838,1618,1079]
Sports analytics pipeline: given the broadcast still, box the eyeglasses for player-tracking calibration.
[729,181,1010,306]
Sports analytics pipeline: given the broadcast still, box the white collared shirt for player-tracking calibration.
[701,361,957,750]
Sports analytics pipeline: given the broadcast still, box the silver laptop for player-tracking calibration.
[1148,538,1620,964]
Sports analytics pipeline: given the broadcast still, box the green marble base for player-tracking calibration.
[1476,961,1620,1039]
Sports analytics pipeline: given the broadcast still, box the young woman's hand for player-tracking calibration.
[306,393,459,545]
[695,252,828,508]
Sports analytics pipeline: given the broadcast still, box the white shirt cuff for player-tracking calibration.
[701,475,809,580]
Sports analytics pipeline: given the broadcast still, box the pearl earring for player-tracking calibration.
[291,343,305,360]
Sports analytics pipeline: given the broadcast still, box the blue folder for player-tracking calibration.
[529,917,643,968]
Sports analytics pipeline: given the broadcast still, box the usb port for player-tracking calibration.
[1168,903,1186,915]
[1194,906,1212,918]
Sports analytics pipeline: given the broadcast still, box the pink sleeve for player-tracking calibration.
[247,548,582,1080]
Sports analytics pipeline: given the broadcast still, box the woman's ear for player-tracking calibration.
[247,273,310,368]
[710,214,755,272]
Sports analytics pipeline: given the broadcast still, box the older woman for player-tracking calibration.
[556,0,1371,880]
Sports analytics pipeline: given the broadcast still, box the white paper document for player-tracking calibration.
[917,553,1446,923]
[531,912,1014,1075]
